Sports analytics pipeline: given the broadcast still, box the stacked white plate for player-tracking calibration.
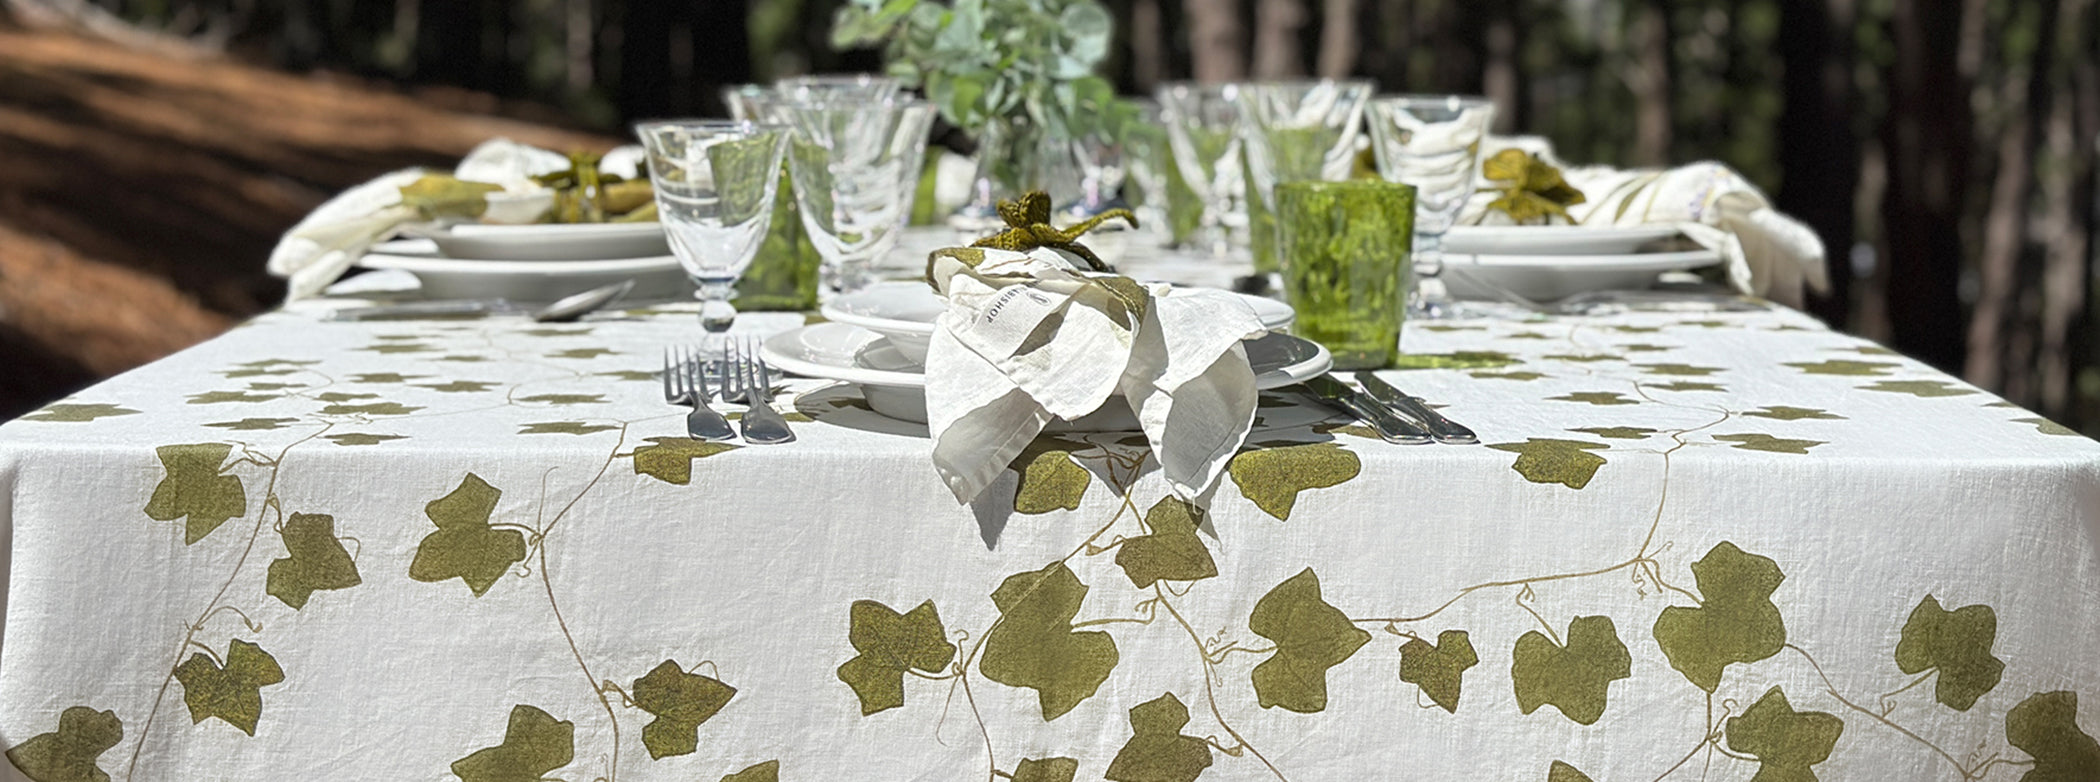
[770,282,1328,427]
[1438,225,1721,301]
[358,223,687,301]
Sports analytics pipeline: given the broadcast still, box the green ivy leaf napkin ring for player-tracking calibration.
[1482,148,1587,225]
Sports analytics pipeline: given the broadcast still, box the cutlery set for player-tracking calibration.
[1304,372,1476,445]
[662,339,796,444]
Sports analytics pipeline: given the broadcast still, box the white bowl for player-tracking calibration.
[821,281,1297,365]
[427,222,670,261]
[360,240,690,301]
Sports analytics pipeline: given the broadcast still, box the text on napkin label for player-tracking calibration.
[957,285,1075,362]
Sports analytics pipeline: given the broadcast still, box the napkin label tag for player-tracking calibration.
[956,284,1074,362]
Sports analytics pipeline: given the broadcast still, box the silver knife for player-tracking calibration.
[1303,375,1432,445]
[1355,372,1478,444]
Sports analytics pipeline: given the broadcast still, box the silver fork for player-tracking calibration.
[723,337,795,444]
[664,346,734,441]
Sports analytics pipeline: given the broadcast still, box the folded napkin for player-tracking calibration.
[1463,136,1829,306]
[267,139,645,300]
[924,245,1267,505]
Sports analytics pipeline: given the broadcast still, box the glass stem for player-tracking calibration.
[696,278,738,333]
[1412,233,1449,315]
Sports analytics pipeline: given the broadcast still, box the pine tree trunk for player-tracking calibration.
[1966,0,2055,396]
[1628,0,1672,165]
[1316,0,1356,78]
[1184,0,1244,82]
[1777,0,1859,328]
[1252,0,1307,79]
[1880,0,1971,371]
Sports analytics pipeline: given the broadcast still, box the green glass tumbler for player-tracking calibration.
[1277,180,1416,369]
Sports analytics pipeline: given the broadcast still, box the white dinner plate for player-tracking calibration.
[1444,225,1685,256]
[764,323,1332,427]
[1441,248,1723,302]
[425,222,670,261]
[821,281,1297,365]
[359,240,691,301]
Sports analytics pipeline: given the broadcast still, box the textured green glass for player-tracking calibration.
[1277,180,1415,369]
[734,166,823,311]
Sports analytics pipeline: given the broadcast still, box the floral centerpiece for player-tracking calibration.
[831,0,1134,224]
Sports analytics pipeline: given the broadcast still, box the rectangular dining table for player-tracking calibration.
[2,272,2097,782]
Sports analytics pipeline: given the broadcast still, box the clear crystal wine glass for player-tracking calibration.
[781,96,923,295]
[636,120,791,332]
[1366,95,1496,319]
[1236,79,1374,274]
[1157,82,1245,257]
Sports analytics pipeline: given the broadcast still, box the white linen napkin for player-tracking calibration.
[266,138,643,301]
[923,246,1267,505]
[1462,136,1829,306]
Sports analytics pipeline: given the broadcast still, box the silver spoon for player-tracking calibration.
[328,279,635,322]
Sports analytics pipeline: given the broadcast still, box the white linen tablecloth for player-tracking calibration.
[2,288,2097,782]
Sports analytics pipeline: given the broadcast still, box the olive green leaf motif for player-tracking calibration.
[632,660,737,759]
[1473,371,1547,381]
[144,443,248,545]
[1894,595,2004,711]
[1487,439,1610,489]
[1714,434,1825,454]
[967,190,1134,272]
[422,380,503,393]
[22,403,141,422]
[187,390,280,404]
[981,562,1119,721]
[1483,148,1586,223]
[5,706,122,782]
[517,394,606,405]
[1389,351,1519,370]
[204,418,301,431]
[1228,443,1361,521]
[1512,615,1632,725]
[1545,354,1621,363]
[1399,630,1478,713]
[721,760,781,782]
[323,433,405,446]
[1653,542,1786,692]
[1860,380,1976,398]
[320,401,422,416]
[1012,437,1091,514]
[1105,693,1213,782]
[2006,691,2100,782]
[1250,568,1371,713]
[548,347,615,359]
[313,392,378,402]
[838,599,957,715]
[519,422,619,436]
[1650,381,1724,392]
[1116,498,1218,589]
[1784,359,1898,376]
[1637,363,1723,376]
[1548,761,1595,782]
[2017,417,2079,436]
[1569,426,1655,440]
[452,705,574,782]
[349,372,426,383]
[356,342,436,354]
[266,513,361,610]
[1745,406,1844,421]
[409,473,524,597]
[631,437,739,485]
[172,639,285,735]
[1725,687,1843,782]
[1550,392,1637,406]
[1014,757,1079,782]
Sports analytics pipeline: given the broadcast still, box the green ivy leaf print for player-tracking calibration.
[1725,687,1843,782]
[1545,354,1621,363]
[1115,498,1217,588]
[548,347,615,359]
[980,562,1119,721]
[1014,757,1079,782]
[1714,434,1825,454]
[172,639,285,735]
[519,422,618,436]
[313,392,378,402]
[1649,381,1724,392]
[1547,761,1595,782]
[1860,380,1975,398]
[1637,363,1723,376]
[1399,630,1477,713]
[452,705,574,782]
[632,437,739,485]
[409,473,524,597]
[203,418,300,431]
[21,403,140,422]
[323,433,405,446]
[632,660,736,759]
[265,513,361,609]
[1105,693,1213,782]
[1013,437,1091,514]
[838,600,956,715]
[1568,426,1655,440]
[1227,443,1361,521]
[2006,691,2100,782]
[1549,392,1637,406]
[5,706,122,782]
[144,443,247,545]
[517,394,606,405]
[1249,568,1370,713]
[721,760,780,782]
[1487,439,1609,489]
[349,372,427,383]
[2017,417,2079,436]
[187,390,280,404]
[1653,542,1787,692]
[1894,595,2004,711]
[1388,351,1518,369]
[1512,616,1631,725]
[320,401,422,416]
[1744,406,1843,421]
[422,380,503,393]
[1784,359,1898,376]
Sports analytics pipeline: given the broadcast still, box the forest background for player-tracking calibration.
[0,0,2094,432]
